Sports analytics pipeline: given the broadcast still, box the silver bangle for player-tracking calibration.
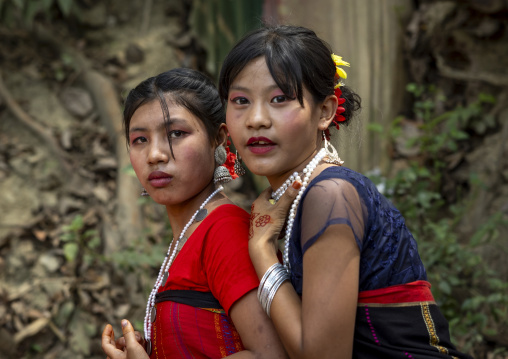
[258,263,279,300]
[257,263,289,317]
[265,270,289,316]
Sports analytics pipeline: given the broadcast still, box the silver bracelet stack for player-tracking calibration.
[257,263,290,317]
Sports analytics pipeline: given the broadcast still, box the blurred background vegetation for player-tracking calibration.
[0,0,507,358]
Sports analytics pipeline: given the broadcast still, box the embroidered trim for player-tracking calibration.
[364,305,380,346]
[214,313,227,357]
[358,300,436,308]
[421,303,449,355]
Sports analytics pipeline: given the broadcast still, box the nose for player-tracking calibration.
[147,138,170,165]
[246,102,271,129]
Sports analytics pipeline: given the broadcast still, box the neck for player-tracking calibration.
[165,182,220,238]
[266,148,320,190]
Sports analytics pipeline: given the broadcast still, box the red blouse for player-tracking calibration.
[158,204,259,314]
[150,205,259,358]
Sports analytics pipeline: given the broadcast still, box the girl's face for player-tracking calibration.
[128,99,216,206]
[226,57,324,187]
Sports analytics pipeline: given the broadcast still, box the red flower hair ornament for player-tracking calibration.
[324,54,350,141]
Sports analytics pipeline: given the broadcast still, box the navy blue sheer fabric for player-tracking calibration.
[289,166,427,294]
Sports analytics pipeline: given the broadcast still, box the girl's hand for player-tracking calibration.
[114,331,146,352]
[102,320,149,359]
[249,181,301,255]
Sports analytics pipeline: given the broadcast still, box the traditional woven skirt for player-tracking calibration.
[150,290,244,359]
[353,281,473,359]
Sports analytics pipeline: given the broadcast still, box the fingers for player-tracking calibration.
[259,186,274,200]
[275,180,301,210]
[115,331,144,350]
[102,324,114,346]
[135,331,147,349]
[120,320,150,358]
[115,336,126,350]
[102,324,120,358]
[120,319,138,347]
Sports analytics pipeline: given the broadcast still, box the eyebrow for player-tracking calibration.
[129,118,187,134]
[229,84,280,93]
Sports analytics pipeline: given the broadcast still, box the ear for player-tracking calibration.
[317,94,338,131]
[215,123,228,147]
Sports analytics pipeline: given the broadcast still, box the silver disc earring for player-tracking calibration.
[234,151,246,176]
[322,131,344,166]
[214,145,232,184]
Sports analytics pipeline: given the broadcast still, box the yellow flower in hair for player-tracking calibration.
[331,53,350,85]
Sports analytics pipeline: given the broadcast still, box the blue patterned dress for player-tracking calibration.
[288,166,472,359]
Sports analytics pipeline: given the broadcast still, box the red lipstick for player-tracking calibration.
[148,171,172,187]
[247,137,276,154]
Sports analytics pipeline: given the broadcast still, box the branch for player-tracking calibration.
[0,71,72,176]
[31,25,144,251]
[435,53,508,86]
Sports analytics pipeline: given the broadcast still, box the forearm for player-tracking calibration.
[249,240,306,359]
[249,233,356,359]
[227,346,287,359]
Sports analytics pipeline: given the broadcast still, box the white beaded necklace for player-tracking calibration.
[143,185,224,353]
[270,149,326,273]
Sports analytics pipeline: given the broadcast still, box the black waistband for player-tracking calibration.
[154,289,223,309]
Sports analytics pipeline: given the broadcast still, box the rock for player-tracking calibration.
[92,185,111,203]
[58,197,84,215]
[113,303,130,318]
[94,157,118,171]
[60,87,94,119]
[54,301,74,327]
[60,128,73,150]
[37,253,61,273]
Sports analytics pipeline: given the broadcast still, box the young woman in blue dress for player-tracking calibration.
[220,25,472,359]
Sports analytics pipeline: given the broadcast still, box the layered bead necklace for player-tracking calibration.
[143,185,224,354]
[270,148,326,273]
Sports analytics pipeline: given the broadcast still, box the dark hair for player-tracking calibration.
[219,25,361,127]
[123,68,225,156]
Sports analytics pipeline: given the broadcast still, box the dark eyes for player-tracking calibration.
[231,97,249,105]
[230,95,288,105]
[169,130,185,138]
[271,95,287,103]
[130,130,185,145]
[131,136,147,145]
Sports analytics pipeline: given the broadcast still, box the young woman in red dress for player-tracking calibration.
[101,68,287,359]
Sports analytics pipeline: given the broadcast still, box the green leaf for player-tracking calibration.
[41,0,54,11]
[31,344,43,352]
[438,280,452,295]
[87,236,101,249]
[367,123,384,133]
[478,93,496,104]
[24,0,40,27]
[12,0,24,9]
[56,0,72,16]
[69,215,84,231]
[84,229,98,239]
[63,242,79,262]
[60,233,75,242]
